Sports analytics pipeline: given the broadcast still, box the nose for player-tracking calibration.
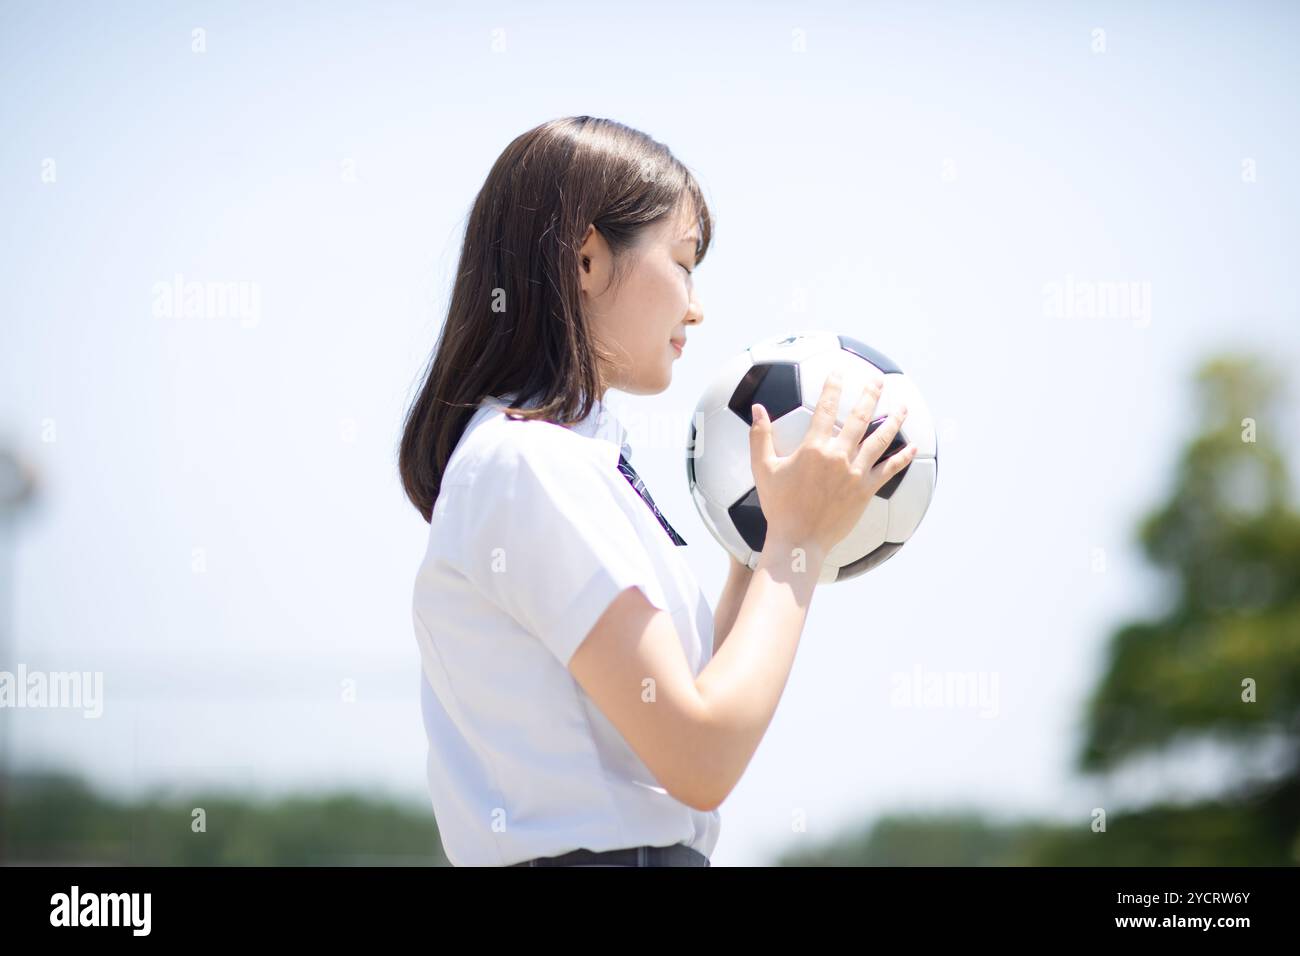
[685,288,704,326]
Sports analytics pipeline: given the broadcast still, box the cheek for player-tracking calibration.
[624,268,680,335]
[651,262,689,317]
[609,259,684,356]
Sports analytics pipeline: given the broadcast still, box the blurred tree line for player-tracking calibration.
[1,771,448,866]
[3,353,1296,866]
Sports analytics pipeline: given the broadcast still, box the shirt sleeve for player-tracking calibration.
[446,432,673,668]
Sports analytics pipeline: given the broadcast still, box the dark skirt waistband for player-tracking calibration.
[509,843,710,867]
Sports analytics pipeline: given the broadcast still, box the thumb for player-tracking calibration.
[749,404,775,470]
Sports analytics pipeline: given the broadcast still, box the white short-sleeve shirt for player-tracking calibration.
[411,390,721,866]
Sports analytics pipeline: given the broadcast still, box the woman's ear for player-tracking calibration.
[578,224,609,293]
[578,224,599,267]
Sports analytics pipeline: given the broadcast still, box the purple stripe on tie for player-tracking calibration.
[617,452,688,547]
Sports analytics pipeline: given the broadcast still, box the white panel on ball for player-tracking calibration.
[824,494,891,568]
[884,458,937,542]
[693,405,755,510]
[796,347,881,426]
[768,405,815,457]
[689,482,723,540]
[748,329,841,365]
[877,373,937,458]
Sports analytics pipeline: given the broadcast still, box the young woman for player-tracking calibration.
[399,116,915,867]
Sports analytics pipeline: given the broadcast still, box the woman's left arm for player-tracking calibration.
[712,554,754,656]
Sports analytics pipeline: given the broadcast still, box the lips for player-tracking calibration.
[670,339,686,352]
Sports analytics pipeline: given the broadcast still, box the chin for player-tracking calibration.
[618,358,675,395]
[620,378,670,397]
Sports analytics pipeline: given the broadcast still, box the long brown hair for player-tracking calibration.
[399,116,713,522]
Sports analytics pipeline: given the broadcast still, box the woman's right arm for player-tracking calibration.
[690,530,824,808]
[568,534,823,813]
[568,372,916,812]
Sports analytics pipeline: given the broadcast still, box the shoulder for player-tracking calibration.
[449,409,598,481]
[431,411,643,577]
[439,408,619,515]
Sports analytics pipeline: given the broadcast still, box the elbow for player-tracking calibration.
[668,704,730,813]
[672,784,724,814]
[696,790,727,813]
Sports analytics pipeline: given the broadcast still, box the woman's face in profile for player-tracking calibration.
[579,205,705,396]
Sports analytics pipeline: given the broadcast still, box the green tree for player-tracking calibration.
[1066,353,1300,864]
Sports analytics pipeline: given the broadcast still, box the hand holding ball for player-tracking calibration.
[686,330,938,583]
[749,371,916,559]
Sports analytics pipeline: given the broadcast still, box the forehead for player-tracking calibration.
[663,204,702,244]
[636,204,702,255]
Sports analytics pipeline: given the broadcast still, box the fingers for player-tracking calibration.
[834,376,885,451]
[872,438,918,484]
[806,369,844,441]
[852,402,909,473]
[749,403,775,471]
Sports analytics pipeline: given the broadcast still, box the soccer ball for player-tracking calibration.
[686,330,938,583]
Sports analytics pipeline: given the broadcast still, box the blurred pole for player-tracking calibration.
[0,446,39,864]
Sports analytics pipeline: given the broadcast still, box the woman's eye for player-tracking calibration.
[680,263,694,276]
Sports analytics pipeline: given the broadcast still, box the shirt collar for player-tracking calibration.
[488,391,632,464]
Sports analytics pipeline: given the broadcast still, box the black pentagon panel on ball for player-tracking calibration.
[686,418,697,488]
[860,415,912,499]
[727,486,768,553]
[835,541,904,581]
[727,362,802,426]
[838,335,902,376]
[877,462,912,499]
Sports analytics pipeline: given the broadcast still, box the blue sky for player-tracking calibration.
[2,0,1298,865]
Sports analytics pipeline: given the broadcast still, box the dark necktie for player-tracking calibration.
[617,451,688,547]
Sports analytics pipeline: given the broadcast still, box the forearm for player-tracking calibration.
[694,536,823,808]
[712,557,753,656]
